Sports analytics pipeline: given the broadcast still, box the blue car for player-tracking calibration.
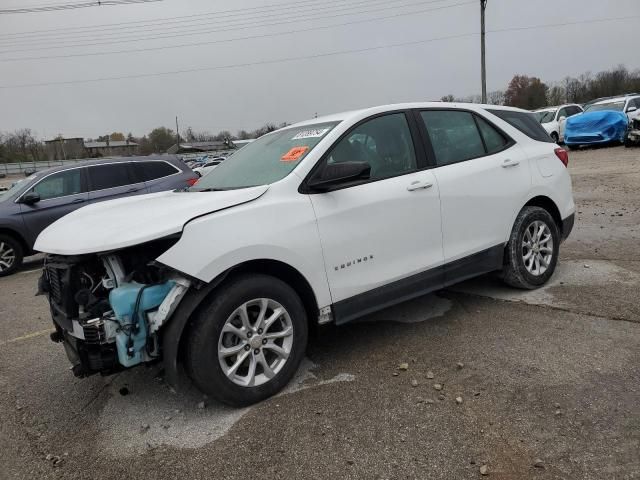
[564,98,631,149]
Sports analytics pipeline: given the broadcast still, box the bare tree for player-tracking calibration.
[487,90,505,105]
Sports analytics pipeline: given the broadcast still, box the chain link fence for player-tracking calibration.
[0,158,88,176]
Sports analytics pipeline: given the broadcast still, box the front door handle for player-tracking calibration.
[501,158,520,168]
[71,198,85,204]
[407,180,433,191]
[126,188,139,193]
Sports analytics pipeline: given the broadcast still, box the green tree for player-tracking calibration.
[147,127,176,153]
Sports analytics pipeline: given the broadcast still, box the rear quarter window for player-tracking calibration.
[487,109,555,143]
[134,161,180,182]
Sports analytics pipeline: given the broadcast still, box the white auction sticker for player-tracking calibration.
[291,128,330,140]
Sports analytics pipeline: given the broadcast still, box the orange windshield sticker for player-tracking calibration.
[281,146,309,162]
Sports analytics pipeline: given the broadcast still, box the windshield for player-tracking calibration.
[534,110,557,123]
[191,122,339,190]
[0,176,32,202]
[585,101,625,113]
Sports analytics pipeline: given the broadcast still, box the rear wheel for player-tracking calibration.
[501,207,560,289]
[186,274,308,407]
[550,132,559,144]
[0,234,23,277]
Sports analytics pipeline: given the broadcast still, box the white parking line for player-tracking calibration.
[0,328,52,346]
[18,268,42,275]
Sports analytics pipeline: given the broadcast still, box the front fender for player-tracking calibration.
[161,274,228,389]
[156,192,332,308]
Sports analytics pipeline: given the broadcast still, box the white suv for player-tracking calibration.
[35,103,575,406]
[533,104,583,143]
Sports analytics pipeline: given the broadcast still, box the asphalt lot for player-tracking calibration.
[1,146,639,480]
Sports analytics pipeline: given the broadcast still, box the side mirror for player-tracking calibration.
[627,106,637,113]
[306,161,371,192]
[559,116,566,122]
[21,191,41,205]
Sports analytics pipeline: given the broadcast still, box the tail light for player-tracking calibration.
[186,177,198,186]
[554,147,569,167]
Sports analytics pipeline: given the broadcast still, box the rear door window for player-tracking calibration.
[87,163,134,191]
[134,161,180,182]
[420,110,485,166]
[487,109,555,143]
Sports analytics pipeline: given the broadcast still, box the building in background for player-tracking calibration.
[84,139,138,158]
[45,137,139,161]
[44,138,85,161]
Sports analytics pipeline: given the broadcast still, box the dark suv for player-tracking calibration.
[0,156,197,276]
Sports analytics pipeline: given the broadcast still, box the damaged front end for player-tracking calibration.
[40,237,191,378]
[626,117,640,146]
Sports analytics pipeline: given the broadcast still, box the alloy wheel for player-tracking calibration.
[522,220,554,276]
[0,242,16,272]
[217,298,294,387]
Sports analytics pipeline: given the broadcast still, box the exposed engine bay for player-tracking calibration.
[39,237,191,378]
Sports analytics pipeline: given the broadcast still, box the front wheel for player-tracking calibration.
[186,274,308,407]
[0,234,24,277]
[551,132,559,144]
[501,207,560,290]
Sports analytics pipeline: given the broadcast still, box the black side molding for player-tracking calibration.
[332,245,504,325]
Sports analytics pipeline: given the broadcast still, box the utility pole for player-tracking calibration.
[175,116,180,145]
[480,0,487,103]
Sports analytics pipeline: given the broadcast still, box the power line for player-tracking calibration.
[0,0,415,37]
[0,32,479,89]
[0,1,475,61]
[0,0,448,49]
[1,13,637,89]
[0,0,163,14]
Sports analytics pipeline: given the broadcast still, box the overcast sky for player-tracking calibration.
[0,0,637,139]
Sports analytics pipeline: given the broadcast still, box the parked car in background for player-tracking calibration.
[0,155,197,276]
[35,103,574,406]
[564,95,640,148]
[193,157,225,177]
[533,104,583,143]
[625,116,640,147]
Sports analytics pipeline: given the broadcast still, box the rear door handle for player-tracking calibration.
[501,158,520,168]
[407,180,433,191]
[126,188,139,193]
[71,198,85,204]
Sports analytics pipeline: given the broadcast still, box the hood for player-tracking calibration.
[34,185,269,255]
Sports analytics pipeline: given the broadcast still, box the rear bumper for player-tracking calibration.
[561,213,575,242]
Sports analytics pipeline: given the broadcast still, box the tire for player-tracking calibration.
[186,274,308,407]
[567,144,579,150]
[551,132,559,144]
[0,234,24,277]
[501,206,560,290]
[624,135,633,148]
